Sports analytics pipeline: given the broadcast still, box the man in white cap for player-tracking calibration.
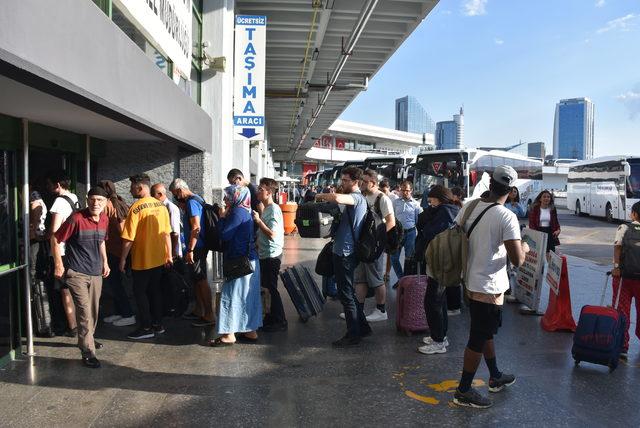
[452,165,530,409]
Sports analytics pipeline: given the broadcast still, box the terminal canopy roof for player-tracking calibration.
[236,0,437,161]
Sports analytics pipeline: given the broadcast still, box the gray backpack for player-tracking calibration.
[622,223,640,279]
[425,199,497,287]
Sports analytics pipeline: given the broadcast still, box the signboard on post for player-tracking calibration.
[514,228,548,313]
[233,15,266,141]
[545,250,563,295]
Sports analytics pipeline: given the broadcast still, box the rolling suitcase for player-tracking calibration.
[32,278,53,337]
[572,271,626,372]
[280,265,325,322]
[396,265,428,335]
[294,202,339,238]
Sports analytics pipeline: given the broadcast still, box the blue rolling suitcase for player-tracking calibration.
[572,272,626,372]
[280,265,325,322]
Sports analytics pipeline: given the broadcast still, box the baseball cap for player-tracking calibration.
[492,165,517,187]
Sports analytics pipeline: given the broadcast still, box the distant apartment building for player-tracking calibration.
[435,106,464,150]
[553,98,594,160]
[395,95,435,134]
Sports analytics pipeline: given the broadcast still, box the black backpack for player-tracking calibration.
[347,194,386,263]
[622,223,640,279]
[190,197,224,252]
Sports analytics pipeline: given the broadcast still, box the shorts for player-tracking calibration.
[187,247,209,282]
[469,299,503,336]
[354,254,384,288]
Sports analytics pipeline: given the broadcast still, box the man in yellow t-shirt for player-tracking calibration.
[119,173,172,340]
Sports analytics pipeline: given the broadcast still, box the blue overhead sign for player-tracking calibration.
[233,15,266,141]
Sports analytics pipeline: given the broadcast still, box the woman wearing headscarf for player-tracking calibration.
[209,184,262,346]
[98,180,135,327]
[415,185,460,355]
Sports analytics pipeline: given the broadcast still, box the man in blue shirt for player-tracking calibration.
[316,166,371,347]
[253,177,287,332]
[169,178,213,327]
[391,180,422,286]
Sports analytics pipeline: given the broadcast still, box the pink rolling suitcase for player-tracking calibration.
[396,265,428,335]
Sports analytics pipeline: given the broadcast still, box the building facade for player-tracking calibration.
[528,142,546,159]
[553,98,594,160]
[435,107,464,150]
[395,96,435,134]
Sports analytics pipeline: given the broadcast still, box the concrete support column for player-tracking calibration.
[202,0,235,203]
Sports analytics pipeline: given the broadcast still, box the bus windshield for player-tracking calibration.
[414,152,467,198]
[365,158,403,186]
[628,159,640,199]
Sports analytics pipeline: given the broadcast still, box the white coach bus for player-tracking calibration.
[413,149,543,214]
[567,156,640,221]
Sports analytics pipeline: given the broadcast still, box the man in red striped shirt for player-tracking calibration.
[52,187,110,368]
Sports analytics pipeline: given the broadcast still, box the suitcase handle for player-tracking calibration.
[600,271,622,309]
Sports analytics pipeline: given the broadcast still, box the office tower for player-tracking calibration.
[435,106,464,150]
[395,96,435,134]
[553,98,594,160]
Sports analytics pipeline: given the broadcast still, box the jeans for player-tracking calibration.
[333,252,369,338]
[391,227,417,279]
[424,277,448,342]
[446,285,461,311]
[132,266,164,329]
[105,254,134,318]
[260,257,286,324]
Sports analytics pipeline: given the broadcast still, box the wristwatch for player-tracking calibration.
[613,263,620,268]
[186,249,194,254]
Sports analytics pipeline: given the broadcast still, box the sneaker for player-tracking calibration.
[103,315,122,323]
[127,328,154,340]
[260,322,288,332]
[152,325,165,335]
[447,309,461,316]
[488,373,516,393]
[82,356,101,369]
[422,336,449,347]
[417,342,447,355]
[360,324,373,337]
[453,387,493,409]
[113,316,136,327]
[366,308,388,322]
[620,351,629,360]
[191,319,215,327]
[182,312,200,320]
[332,334,361,348]
[339,312,346,320]
[505,295,518,303]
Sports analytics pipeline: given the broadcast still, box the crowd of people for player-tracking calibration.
[29,162,640,410]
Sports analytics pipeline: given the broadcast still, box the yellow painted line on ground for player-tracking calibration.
[425,379,486,393]
[405,390,439,405]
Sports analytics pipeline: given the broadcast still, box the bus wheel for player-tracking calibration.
[575,200,581,216]
[606,203,613,223]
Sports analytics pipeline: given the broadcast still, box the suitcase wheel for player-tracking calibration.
[574,360,580,367]
[608,364,616,373]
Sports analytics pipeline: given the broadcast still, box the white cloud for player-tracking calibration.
[494,38,504,45]
[463,0,487,16]
[596,13,638,34]
[617,86,640,120]
[595,0,606,7]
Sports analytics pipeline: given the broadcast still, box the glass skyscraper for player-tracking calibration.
[435,107,464,150]
[553,98,594,160]
[395,95,435,134]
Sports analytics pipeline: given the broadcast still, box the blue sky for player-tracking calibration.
[339,0,640,157]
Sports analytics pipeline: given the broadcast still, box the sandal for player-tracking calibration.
[209,338,235,347]
[237,334,258,343]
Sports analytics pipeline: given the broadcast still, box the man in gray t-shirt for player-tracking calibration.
[316,166,370,347]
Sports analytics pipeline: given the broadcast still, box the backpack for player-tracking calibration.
[45,194,80,232]
[347,194,386,263]
[425,199,497,287]
[621,223,640,279]
[190,197,224,252]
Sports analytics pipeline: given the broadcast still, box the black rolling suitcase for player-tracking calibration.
[32,278,53,337]
[280,265,325,322]
[294,202,339,238]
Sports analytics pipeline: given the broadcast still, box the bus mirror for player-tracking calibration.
[623,162,631,176]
